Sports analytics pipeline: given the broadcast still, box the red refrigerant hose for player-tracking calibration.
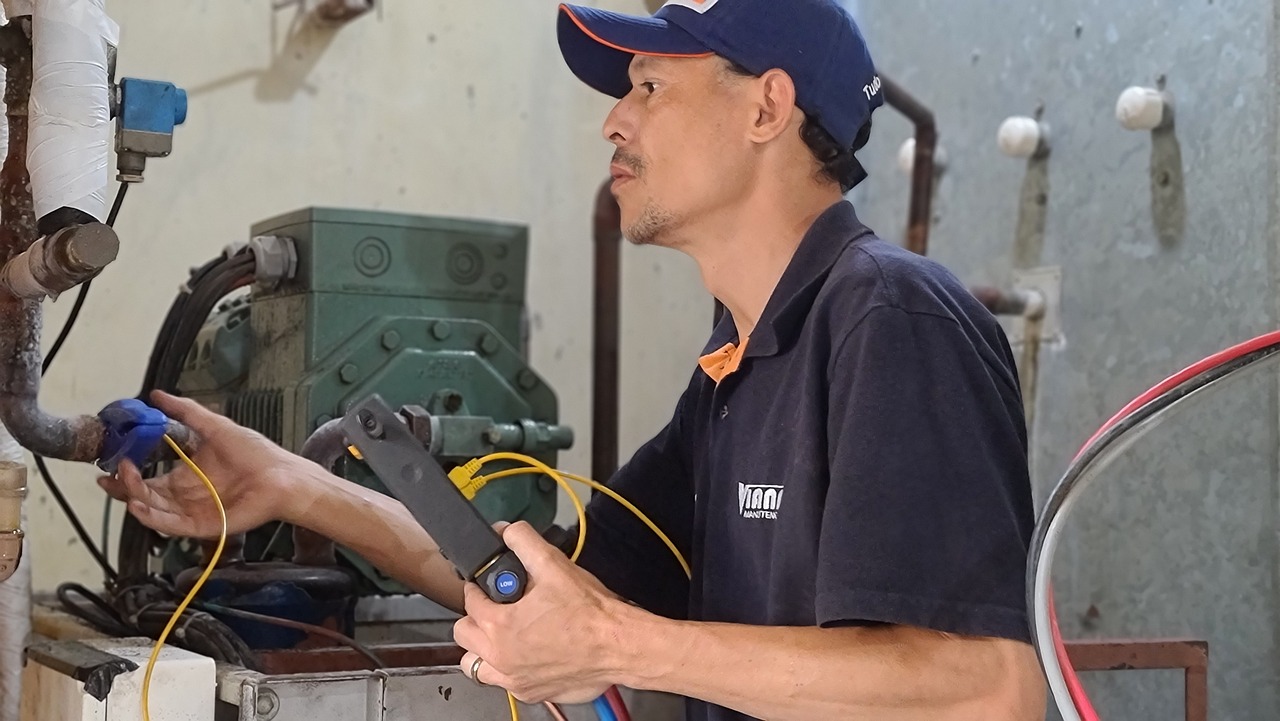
[1047,329,1280,720]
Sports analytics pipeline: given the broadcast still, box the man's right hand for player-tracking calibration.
[97,390,301,539]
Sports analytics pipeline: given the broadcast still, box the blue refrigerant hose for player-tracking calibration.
[592,696,619,721]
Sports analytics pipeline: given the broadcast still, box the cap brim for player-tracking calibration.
[557,4,713,99]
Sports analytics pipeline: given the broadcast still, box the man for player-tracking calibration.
[101,1,1048,718]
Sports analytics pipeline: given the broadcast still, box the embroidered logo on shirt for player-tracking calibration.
[738,483,784,520]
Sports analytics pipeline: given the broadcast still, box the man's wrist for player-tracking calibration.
[272,457,319,525]
[604,601,688,691]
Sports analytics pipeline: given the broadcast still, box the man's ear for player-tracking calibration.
[747,68,800,144]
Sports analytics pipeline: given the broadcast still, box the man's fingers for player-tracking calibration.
[149,390,226,437]
[125,499,190,538]
[453,614,484,654]
[501,521,564,573]
[458,651,515,692]
[462,581,495,616]
[96,475,129,502]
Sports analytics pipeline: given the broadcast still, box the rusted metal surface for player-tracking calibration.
[591,177,621,484]
[0,22,196,463]
[1065,639,1208,721]
[881,76,936,257]
[0,222,119,299]
[0,22,100,462]
[255,642,463,675]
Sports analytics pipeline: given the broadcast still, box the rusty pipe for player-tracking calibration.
[592,177,621,484]
[291,418,347,565]
[0,221,119,300]
[881,76,937,257]
[0,26,195,466]
[0,24,100,462]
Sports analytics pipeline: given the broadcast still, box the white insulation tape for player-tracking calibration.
[29,0,119,222]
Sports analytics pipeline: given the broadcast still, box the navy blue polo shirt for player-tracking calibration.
[574,200,1034,721]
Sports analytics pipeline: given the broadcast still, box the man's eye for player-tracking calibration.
[640,81,657,94]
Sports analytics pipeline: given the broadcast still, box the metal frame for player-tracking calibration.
[1065,639,1208,721]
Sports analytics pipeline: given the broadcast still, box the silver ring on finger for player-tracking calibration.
[469,656,487,687]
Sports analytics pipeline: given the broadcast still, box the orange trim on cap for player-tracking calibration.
[559,4,715,60]
[698,337,749,384]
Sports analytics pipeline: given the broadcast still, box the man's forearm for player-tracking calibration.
[610,606,1046,721]
[279,461,466,613]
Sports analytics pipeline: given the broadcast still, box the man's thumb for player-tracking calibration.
[501,521,563,572]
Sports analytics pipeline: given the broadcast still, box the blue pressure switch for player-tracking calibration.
[115,78,188,182]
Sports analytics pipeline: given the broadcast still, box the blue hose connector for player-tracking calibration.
[97,398,169,473]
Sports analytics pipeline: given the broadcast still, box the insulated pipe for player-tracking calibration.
[881,76,937,257]
[592,178,621,484]
[28,0,117,233]
[292,418,347,565]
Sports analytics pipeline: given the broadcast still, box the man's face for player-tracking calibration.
[603,54,755,247]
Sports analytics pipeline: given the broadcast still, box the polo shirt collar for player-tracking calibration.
[701,200,874,358]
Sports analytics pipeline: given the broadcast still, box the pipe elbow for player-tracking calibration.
[299,418,347,471]
[0,399,102,462]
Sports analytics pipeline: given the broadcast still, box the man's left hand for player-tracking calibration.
[454,521,630,704]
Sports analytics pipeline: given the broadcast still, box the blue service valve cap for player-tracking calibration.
[97,398,170,473]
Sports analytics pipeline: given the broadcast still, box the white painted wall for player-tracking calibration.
[27,0,711,592]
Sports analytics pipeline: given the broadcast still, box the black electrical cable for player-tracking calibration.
[30,183,131,584]
[147,252,253,396]
[113,579,258,667]
[42,182,129,373]
[34,455,118,582]
[120,249,256,579]
[197,602,386,669]
[138,253,226,395]
[57,581,134,637]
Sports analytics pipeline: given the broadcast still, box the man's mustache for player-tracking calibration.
[612,150,645,176]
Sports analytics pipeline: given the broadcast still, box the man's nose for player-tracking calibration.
[602,95,636,146]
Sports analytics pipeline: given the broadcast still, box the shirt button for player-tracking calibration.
[719,405,729,419]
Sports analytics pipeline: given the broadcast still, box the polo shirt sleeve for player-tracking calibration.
[571,384,696,620]
[817,304,1033,643]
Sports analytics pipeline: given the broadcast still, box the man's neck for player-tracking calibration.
[684,188,843,342]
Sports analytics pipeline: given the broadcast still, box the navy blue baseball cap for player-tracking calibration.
[556,0,883,151]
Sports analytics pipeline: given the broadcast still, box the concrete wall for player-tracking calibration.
[27,0,712,589]
[24,0,1280,718]
[851,0,1279,718]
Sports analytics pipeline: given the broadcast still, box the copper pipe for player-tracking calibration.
[592,178,621,483]
[881,76,937,257]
